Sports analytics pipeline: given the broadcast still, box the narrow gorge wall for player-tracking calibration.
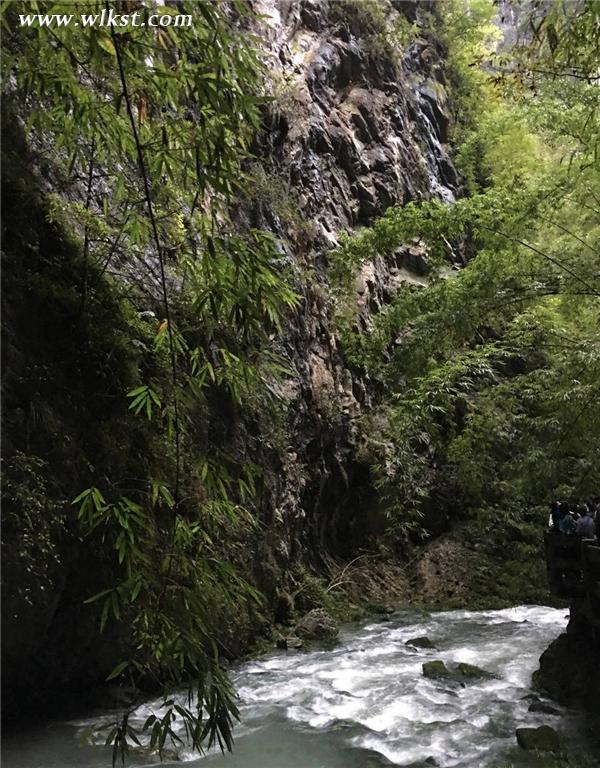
[243,0,458,599]
[1,0,459,715]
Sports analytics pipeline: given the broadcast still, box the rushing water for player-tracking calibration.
[3,605,596,768]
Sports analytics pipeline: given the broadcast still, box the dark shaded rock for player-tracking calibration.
[276,636,303,650]
[274,590,295,623]
[300,1,323,32]
[422,660,451,680]
[406,636,436,649]
[535,605,600,712]
[423,659,496,683]
[404,758,439,768]
[528,701,560,715]
[516,725,560,752]
[294,609,339,643]
[455,662,496,681]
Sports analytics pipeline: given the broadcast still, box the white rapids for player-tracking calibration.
[2,605,596,768]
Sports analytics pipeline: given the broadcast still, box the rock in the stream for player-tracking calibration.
[404,757,439,768]
[528,701,560,715]
[422,660,452,680]
[516,725,560,752]
[368,602,396,615]
[422,659,496,683]
[276,636,303,650]
[455,662,496,681]
[294,608,339,643]
[406,636,436,649]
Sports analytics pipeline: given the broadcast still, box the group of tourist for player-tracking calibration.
[548,500,598,539]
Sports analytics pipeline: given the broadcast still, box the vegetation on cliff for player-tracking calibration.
[332,1,600,586]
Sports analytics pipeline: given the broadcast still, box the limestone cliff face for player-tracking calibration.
[241,0,458,604]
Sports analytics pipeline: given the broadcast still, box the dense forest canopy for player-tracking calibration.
[1,0,599,762]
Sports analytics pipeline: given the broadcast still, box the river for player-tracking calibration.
[3,605,597,768]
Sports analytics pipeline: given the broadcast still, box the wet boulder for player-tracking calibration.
[423,660,496,683]
[455,663,496,681]
[294,608,339,644]
[367,601,395,615]
[276,636,303,650]
[406,636,436,649]
[528,701,560,715]
[516,725,560,752]
[422,660,452,680]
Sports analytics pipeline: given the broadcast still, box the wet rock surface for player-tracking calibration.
[455,662,496,681]
[515,725,560,752]
[422,659,496,683]
[535,602,600,713]
[406,635,436,649]
[293,608,339,644]
[528,700,560,715]
[422,660,452,680]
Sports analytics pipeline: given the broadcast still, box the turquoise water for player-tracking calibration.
[3,606,596,767]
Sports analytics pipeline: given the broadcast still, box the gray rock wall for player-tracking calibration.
[243,0,457,598]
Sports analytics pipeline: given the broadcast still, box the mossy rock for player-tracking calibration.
[406,636,436,649]
[455,662,496,681]
[516,725,560,752]
[294,608,339,644]
[422,660,452,680]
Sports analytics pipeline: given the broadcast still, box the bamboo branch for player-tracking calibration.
[109,13,181,503]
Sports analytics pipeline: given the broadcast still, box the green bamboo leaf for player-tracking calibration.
[106,660,128,681]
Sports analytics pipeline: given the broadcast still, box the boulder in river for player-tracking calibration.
[422,660,452,680]
[276,636,303,650]
[406,636,436,649]
[294,609,339,644]
[422,660,496,683]
[528,701,560,715]
[516,725,560,752]
[455,662,496,681]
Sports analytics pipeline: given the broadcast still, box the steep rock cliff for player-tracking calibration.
[242,0,457,597]
[1,0,458,714]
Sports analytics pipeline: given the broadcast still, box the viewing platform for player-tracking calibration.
[544,532,600,628]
